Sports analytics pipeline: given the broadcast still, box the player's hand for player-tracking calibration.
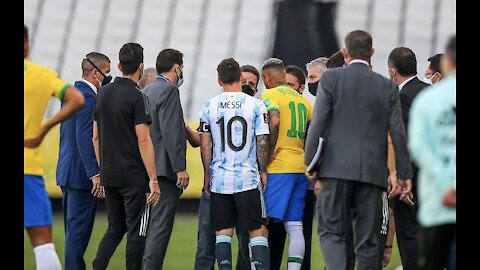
[24,126,49,148]
[146,180,161,206]
[314,180,321,198]
[442,187,456,208]
[399,179,414,206]
[305,171,318,182]
[91,175,104,198]
[260,172,267,192]
[176,170,190,190]
[387,172,401,199]
[382,247,393,267]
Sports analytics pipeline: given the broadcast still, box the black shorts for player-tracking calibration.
[210,187,267,232]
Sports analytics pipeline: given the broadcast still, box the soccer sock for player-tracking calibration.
[215,235,232,270]
[250,236,270,270]
[33,243,62,270]
[285,221,305,270]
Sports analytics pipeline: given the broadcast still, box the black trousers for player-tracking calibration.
[93,185,148,270]
[142,177,183,270]
[267,189,315,270]
[418,223,456,270]
[390,184,420,270]
[316,179,383,270]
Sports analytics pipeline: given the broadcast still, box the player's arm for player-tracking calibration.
[185,122,200,148]
[256,134,269,190]
[199,122,212,194]
[24,85,85,148]
[267,110,280,164]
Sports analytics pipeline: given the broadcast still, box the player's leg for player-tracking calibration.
[194,191,215,270]
[211,192,236,270]
[24,175,62,270]
[264,172,295,267]
[236,187,270,270]
[284,173,307,270]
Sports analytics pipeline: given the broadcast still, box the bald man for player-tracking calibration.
[261,58,313,270]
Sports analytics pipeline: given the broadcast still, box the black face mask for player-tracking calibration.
[85,56,112,86]
[242,84,255,96]
[101,74,112,86]
[308,81,319,96]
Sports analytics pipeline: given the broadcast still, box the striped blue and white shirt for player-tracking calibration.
[199,92,269,194]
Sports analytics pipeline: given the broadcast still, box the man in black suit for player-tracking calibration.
[387,47,429,270]
[304,30,413,270]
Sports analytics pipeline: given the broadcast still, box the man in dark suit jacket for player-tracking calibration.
[142,48,190,270]
[56,52,111,270]
[387,47,429,270]
[304,30,413,270]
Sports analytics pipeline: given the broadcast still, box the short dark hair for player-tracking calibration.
[285,65,305,85]
[240,65,260,87]
[345,30,372,59]
[119,43,143,75]
[156,49,183,74]
[24,24,28,42]
[427,53,444,75]
[326,51,345,68]
[82,52,110,76]
[446,35,456,66]
[388,47,417,77]
[217,58,241,85]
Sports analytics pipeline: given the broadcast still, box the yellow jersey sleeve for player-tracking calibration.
[306,99,313,123]
[261,89,280,112]
[45,68,71,101]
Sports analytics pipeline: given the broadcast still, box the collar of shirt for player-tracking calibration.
[158,74,173,84]
[80,79,98,94]
[348,59,369,66]
[114,77,141,89]
[398,76,416,91]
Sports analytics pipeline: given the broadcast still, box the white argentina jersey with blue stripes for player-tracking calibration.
[199,92,269,194]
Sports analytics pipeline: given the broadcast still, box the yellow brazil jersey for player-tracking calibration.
[261,84,313,173]
[24,59,70,175]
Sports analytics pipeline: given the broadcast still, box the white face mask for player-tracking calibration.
[424,72,438,85]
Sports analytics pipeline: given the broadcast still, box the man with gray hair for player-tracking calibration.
[138,68,158,90]
[261,58,313,270]
[305,57,328,96]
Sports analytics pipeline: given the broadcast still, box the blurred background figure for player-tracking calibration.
[408,35,456,270]
[138,68,158,90]
[423,54,444,85]
[271,0,339,69]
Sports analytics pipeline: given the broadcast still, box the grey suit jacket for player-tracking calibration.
[144,77,187,181]
[304,62,413,188]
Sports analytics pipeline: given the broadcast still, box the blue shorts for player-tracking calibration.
[264,173,307,221]
[24,175,53,228]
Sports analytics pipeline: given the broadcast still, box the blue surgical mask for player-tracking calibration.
[175,66,184,88]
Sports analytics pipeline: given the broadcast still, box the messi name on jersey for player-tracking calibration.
[219,100,243,109]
